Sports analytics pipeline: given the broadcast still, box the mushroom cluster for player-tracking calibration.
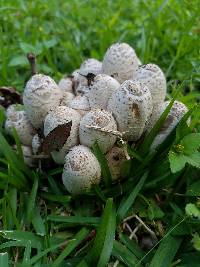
[4,42,188,194]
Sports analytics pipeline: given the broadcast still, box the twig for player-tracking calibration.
[85,124,124,138]
[134,215,158,241]
[113,260,119,267]
[27,53,37,75]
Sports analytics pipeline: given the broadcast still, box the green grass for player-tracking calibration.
[0,0,200,266]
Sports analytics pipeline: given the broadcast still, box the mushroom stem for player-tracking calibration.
[27,53,37,75]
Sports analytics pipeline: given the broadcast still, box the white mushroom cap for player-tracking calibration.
[32,133,41,155]
[150,100,188,149]
[62,145,101,194]
[102,43,139,83]
[87,74,120,109]
[75,84,90,96]
[60,91,75,106]
[133,64,167,107]
[23,74,63,129]
[68,95,90,116]
[79,109,117,153]
[78,58,102,85]
[5,106,36,146]
[43,106,82,164]
[107,80,153,141]
[106,146,127,181]
[6,104,23,117]
[58,77,73,93]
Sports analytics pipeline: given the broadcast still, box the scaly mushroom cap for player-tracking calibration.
[32,133,41,155]
[5,105,36,146]
[150,100,188,149]
[75,84,90,96]
[78,58,102,85]
[68,95,90,116]
[58,77,73,93]
[60,91,75,106]
[106,146,127,181]
[102,43,139,83]
[87,74,120,109]
[62,145,101,194]
[134,64,167,107]
[44,106,82,164]
[107,80,153,141]
[23,74,63,129]
[79,109,117,153]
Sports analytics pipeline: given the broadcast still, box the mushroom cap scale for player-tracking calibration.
[87,74,120,110]
[23,74,63,129]
[60,91,75,106]
[134,64,166,107]
[5,107,36,146]
[58,77,73,93]
[62,145,101,194]
[149,100,188,149]
[102,43,139,83]
[79,109,117,153]
[107,80,153,141]
[43,106,81,164]
[68,95,90,116]
[106,146,127,181]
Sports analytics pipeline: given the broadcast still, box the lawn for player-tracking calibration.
[0,0,200,266]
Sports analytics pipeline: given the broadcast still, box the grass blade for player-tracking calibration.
[0,230,42,250]
[87,198,116,267]
[138,97,176,156]
[149,235,182,267]
[0,131,31,179]
[40,192,71,203]
[0,253,8,267]
[47,215,100,227]
[22,240,32,266]
[112,240,141,267]
[92,141,112,187]
[32,207,46,236]
[27,173,39,224]
[117,172,148,221]
[30,242,66,265]
[52,227,89,267]
[12,127,24,161]
[119,234,145,260]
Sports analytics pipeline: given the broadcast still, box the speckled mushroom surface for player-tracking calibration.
[68,95,90,116]
[23,74,63,129]
[134,64,166,107]
[107,80,153,141]
[102,43,139,83]
[78,58,102,85]
[60,91,75,106]
[32,133,41,155]
[44,106,81,164]
[58,77,73,93]
[150,100,188,149]
[106,146,127,181]
[79,109,117,153]
[62,145,101,194]
[5,104,36,146]
[87,74,120,109]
